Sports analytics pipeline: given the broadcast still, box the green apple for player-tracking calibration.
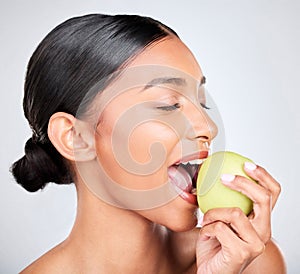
[197,151,256,215]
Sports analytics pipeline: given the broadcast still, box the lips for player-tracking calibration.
[168,151,209,205]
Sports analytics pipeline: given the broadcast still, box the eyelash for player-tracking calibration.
[200,103,211,110]
[157,102,210,111]
[157,103,181,111]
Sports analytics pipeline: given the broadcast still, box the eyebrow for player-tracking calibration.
[141,76,206,91]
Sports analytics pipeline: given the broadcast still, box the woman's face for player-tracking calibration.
[81,36,218,231]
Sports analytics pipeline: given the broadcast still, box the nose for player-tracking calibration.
[185,105,218,143]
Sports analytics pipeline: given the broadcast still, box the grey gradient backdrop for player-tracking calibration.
[1,0,299,273]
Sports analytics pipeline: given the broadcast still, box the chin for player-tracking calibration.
[138,195,199,232]
[159,202,199,232]
[167,214,198,232]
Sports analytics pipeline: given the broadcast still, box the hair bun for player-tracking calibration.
[11,138,71,192]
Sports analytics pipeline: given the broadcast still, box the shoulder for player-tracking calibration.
[20,241,75,274]
[243,238,287,274]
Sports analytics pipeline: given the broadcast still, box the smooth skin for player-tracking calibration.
[21,36,286,273]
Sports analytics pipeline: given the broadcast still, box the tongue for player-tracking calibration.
[168,165,192,192]
[182,164,199,187]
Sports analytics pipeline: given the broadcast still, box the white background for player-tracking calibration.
[1,0,299,273]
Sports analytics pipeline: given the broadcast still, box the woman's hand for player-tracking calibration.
[196,162,281,274]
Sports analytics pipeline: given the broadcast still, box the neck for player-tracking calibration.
[65,181,172,273]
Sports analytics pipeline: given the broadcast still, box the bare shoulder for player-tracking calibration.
[243,238,287,274]
[20,241,74,274]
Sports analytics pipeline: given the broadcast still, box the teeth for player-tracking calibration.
[181,159,204,165]
[191,188,197,195]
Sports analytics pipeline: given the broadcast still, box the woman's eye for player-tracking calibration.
[156,103,181,111]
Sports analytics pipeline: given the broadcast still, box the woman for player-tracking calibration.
[12,14,286,273]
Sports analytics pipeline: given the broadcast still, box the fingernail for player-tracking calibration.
[244,162,257,171]
[221,174,235,184]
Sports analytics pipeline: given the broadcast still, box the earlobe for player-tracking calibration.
[48,112,96,162]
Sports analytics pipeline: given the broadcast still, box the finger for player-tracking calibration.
[221,175,271,242]
[199,221,265,264]
[202,207,261,244]
[199,221,242,252]
[221,174,272,215]
[244,162,281,209]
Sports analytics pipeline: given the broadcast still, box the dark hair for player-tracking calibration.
[11,14,178,192]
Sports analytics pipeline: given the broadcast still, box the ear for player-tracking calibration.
[48,112,96,162]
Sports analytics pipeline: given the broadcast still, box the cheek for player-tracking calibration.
[128,121,179,165]
[94,120,181,190]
